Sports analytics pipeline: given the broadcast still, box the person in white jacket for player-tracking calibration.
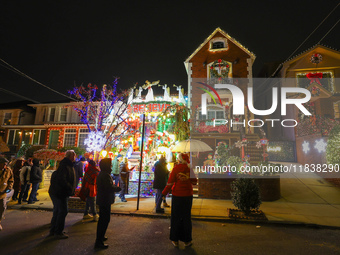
[18,159,32,204]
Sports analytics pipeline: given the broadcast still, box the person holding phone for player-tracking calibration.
[0,156,14,231]
[118,157,135,202]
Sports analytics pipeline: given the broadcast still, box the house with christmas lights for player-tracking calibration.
[185,28,263,166]
[259,44,340,165]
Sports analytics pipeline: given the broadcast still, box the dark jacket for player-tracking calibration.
[153,161,169,190]
[119,162,131,181]
[96,171,121,206]
[49,157,76,198]
[30,159,42,183]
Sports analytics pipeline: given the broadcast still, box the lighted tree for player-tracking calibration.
[159,104,190,141]
[68,78,135,152]
[326,124,340,165]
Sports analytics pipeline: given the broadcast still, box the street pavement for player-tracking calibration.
[1,210,340,255]
[7,170,340,228]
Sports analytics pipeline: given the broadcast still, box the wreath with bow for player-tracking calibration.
[210,59,230,78]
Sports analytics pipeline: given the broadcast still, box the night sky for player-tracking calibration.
[0,1,339,104]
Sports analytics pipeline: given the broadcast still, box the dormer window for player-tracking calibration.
[209,37,228,52]
[212,41,225,49]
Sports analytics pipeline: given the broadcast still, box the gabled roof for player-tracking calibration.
[283,44,340,65]
[184,27,256,64]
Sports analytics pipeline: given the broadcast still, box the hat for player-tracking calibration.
[80,157,86,161]
[0,157,9,163]
[178,153,190,164]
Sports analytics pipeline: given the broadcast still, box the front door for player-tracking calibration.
[48,130,59,149]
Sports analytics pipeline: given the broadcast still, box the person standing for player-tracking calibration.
[119,157,135,202]
[74,157,86,189]
[95,158,121,249]
[0,156,14,231]
[162,153,197,248]
[12,158,24,201]
[110,155,121,187]
[80,160,99,221]
[27,159,42,204]
[18,159,33,204]
[153,156,169,213]
[48,150,77,239]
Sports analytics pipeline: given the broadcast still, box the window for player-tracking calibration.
[64,128,76,147]
[199,109,225,120]
[7,129,20,145]
[209,37,228,51]
[59,108,67,122]
[212,41,225,49]
[78,128,89,149]
[3,113,12,125]
[33,129,46,145]
[49,108,56,122]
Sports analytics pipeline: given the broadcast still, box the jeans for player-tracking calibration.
[0,197,6,223]
[84,196,97,216]
[112,175,119,187]
[28,182,39,203]
[155,189,163,210]
[96,204,111,243]
[119,178,127,199]
[50,194,69,235]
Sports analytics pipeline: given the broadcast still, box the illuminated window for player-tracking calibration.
[212,41,225,49]
[33,129,46,145]
[209,37,228,51]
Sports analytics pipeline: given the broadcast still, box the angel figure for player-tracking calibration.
[159,84,171,101]
[143,80,160,102]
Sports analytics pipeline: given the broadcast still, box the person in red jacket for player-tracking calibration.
[162,153,197,248]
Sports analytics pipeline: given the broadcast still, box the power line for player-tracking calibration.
[0,58,76,101]
[0,88,41,103]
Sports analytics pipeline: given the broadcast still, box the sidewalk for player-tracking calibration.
[7,171,340,229]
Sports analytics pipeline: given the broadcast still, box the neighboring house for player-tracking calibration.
[258,44,340,164]
[0,100,91,155]
[185,27,262,164]
[27,102,89,150]
[0,101,36,154]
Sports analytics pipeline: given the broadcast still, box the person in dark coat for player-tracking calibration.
[73,157,86,188]
[95,158,121,249]
[27,159,42,204]
[48,150,76,239]
[118,157,135,202]
[12,158,24,201]
[153,156,169,213]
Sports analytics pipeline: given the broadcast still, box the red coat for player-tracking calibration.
[78,164,99,201]
[162,163,197,197]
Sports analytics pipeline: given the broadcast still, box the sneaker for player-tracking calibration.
[156,208,165,213]
[55,233,69,239]
[83,214,93,220]
[184,241,193,247]
[171,241,179,247]
[121,199,127,202]
[163,202,170,207]
[93,215,99,222]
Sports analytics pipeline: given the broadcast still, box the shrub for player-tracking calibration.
[231,178,262,215]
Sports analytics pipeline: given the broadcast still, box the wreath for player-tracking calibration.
[310,53,322,64]
[210,59,230,78]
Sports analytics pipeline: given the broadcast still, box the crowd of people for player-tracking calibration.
[0,150,197,249]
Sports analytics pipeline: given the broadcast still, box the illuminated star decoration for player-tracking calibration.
[302,141,310,154]
[84,131,106,152]
[256,141,262,149]
[314,139,327,153]
[235,141,243,148]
